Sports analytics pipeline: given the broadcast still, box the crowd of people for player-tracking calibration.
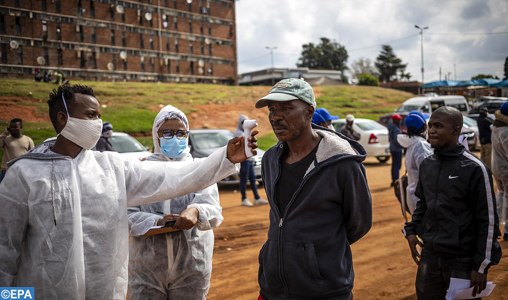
[0,80,506,300]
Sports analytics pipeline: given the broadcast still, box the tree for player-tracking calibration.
[297,37,349,73]
[350,58,376,80]
[471,74,500,80]
[374,45,407,82]
[504,57,508,80]
[358,73,379,86]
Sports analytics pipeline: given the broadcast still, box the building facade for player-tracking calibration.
[0,0,237,84]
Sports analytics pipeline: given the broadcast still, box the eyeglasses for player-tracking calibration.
[158,129,188,140]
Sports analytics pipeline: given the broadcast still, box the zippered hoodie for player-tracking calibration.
[404,144,502,274]
[258,126,372,300]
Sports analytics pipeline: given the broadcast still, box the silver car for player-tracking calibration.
[188,129,264,184]
[332,118,391,163]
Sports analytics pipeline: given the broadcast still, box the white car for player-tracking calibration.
[96,132,151,159]
[332,118,391,163]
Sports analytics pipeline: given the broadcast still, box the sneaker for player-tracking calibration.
[241,198,253,207]
[254,198,269,205]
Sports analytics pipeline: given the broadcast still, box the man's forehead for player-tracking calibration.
[74,93,99,106]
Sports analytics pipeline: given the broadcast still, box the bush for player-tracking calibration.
[358,73,379,86]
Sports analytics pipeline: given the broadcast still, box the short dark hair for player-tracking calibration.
[47,84,95,130]
[407,123,427,138]
[10,118,22,126]
[433,106,463,129]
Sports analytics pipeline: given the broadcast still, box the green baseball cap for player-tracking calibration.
[255,78,316,108]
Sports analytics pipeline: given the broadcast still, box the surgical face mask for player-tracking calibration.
[103,130,113,139]
[159,137,187,158]
[59,94,103,150]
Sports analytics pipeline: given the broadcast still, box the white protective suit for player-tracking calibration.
[0,138,237,300]
[491,112,508,234]
[397,134,433,214]
[128,105,222,299]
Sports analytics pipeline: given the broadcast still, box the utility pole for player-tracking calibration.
[454,63,457,80]
[414,25,429,84]
[266,46,277,85]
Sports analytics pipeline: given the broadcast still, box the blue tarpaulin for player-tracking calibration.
[422,79,502,88]
[492,79,508,87]
[421,80,461,88]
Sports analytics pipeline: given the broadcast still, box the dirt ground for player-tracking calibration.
[208,157,508,300]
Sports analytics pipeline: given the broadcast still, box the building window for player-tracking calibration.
[162,14,168,28]
[166,37,169,51]
[188,2,192,11]
[123,59,127,70]
[175,39,179,52]
[79,26,84,42]
[56,0,61,13]
[165,0,168,6]
[173,0,177,9]
[140,57,145,71]
[91,27,96,44]
[208,63,213,75]
[1,44,7,64]
[78,0,82,16]
[174,17,178,30]
[176,61,179,73]
[149,17,153,27]
[110,5,115,21]
[42,21,48,40]
[150,57,155,72]
[206,1,210,14]
[44,48,49,65]
[201,42,204,54]
[208,23,211,35]
[57,48,63,65]
[190,61,194,75]
[90,1,95,18]
[209,44,212,55]
[150,36,154,50]
[16,46,23,64]
[0,15,5,34]
[42,0,47,11]
[15,17,21,35]
[138,10,143,25]
[189,19,192,33]
[200,21,204,34]
[140,34,144,48]
[14,0,19,7]
[122,31,126,47]
[167,59,171,73]
[189,42,193,54]
[111,53,116,70]
[92,52,97,69]
[56,23,61,40]
[111,30,115,45]
[121,11,125,22]
[80,51,86,68]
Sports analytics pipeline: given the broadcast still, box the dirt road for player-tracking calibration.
[208,157,508,300]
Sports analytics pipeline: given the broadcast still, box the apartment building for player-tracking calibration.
[0,0,237,84]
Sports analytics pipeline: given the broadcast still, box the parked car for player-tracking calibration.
[395,95,469,115]
[187,129,265,184]
[462,115,480,150]
[92,132,151,159]
[468,100,507,115]
[332,118,391,163]
[470,96,508,109]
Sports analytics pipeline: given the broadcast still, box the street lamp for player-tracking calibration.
[266,46,277,85]
[414,25,428,85]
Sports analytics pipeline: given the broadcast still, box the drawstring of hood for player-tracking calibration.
[51,160,57,226]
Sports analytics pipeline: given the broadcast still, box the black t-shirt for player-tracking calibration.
[276,142,320,214]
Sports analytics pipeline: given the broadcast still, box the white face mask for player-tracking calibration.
[59,94,103,150]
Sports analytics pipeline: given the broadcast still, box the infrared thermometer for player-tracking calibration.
[243,119,258,158]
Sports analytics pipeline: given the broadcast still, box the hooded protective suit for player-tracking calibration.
[397,134,433,214]
[128,105,222,299]
[491,110,508,234]
[0,136,237,299]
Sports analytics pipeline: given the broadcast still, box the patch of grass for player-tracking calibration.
[257,132,277,151]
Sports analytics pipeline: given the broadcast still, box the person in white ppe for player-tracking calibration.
[0,84,258,300]
[128,105,222,299]
[491,103,508,241]
[396,111,433,214]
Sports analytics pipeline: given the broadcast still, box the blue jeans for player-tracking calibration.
[416,250,480,300]
[391,150,402,183]
[240,160,260,200]
[0,170,6,184]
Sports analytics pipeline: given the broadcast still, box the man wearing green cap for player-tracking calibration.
[255,78,372,300]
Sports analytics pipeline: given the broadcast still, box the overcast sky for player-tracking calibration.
[235,0,508,82]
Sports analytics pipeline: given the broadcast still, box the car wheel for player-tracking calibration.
[377,156,390,163]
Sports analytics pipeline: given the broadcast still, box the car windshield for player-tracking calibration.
[462,116,477,127]
[108,135,147,153]
[356,120,387,131]
[396,105,421,112]
[192,131,234,149]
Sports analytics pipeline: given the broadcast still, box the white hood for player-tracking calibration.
[397,134,427,149]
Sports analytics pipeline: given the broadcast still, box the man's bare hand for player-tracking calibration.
[226,130,259,163]
[173,207,199,230]
[470,270,487,297]
[406,234,424,265]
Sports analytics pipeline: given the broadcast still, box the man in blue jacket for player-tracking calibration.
[255,78,372,300]
[404,106,501,299]
[388,114,404,187]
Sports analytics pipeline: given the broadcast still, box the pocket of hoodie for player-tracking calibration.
[258,240,284,293]
[282,240,324,295]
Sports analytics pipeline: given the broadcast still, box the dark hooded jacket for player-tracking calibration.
[258,126,372,300]
[404,144,501,274]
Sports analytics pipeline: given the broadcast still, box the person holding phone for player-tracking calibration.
[127,105,223,300]
[0,118,34,183]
